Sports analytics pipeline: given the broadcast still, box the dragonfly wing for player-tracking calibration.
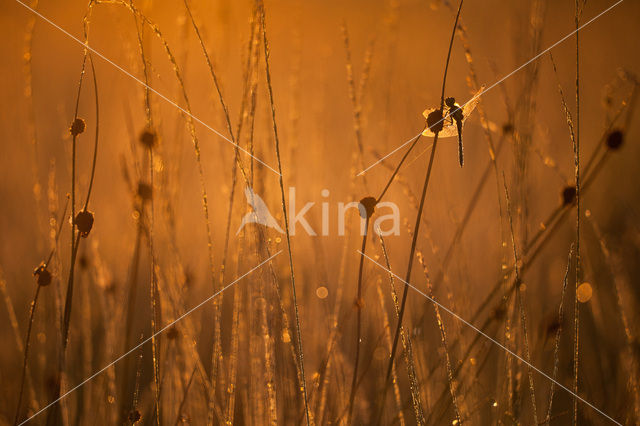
[422,107,437,120]
[460,85,485,124]
[434,126,459,138]
[422,107,457,138]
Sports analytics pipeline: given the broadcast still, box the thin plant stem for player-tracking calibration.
[347,216,370,424]
[377,1,464,423]
[14,286,41,425]
[503,174,539,425]
[545,246,573,424]
[573,2,582,423]
[14,197,69,425]
[129,6,161,423]
[343,24,376,422]
[259,3,311,425]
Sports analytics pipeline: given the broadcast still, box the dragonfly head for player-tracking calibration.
[445,97,456,108]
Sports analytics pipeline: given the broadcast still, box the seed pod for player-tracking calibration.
[128,409,141,423]
[561,185,576,206]
[545,316,562,337]
[358,196,377,219]
[139,129,157,149]
[74,210,94,238]
[69,118,86,136]
[426,109,444,134]
[166,327,180,340]
[33,264,52,287]
[78,254,89,269]
[491,304,507,321]
[606,129,624,150]
[137,182,153,202]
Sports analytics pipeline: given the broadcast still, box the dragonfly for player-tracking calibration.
[422,86,485,167]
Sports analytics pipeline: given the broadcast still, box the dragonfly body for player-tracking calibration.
[446,97,464,166]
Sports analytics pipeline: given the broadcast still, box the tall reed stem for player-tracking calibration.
[259,3,311,424]
[573,2,582,423]
[377,1,463,422]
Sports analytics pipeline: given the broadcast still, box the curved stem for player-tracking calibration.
[83,54,99,210]
[347,217,370,423]
[259,4,311,425]
[14,286,41,425]
[376,1,464,423]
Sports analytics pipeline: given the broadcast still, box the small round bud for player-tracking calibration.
[70,118,86,136]
[128,409,141,423]
[74,210,94,238]
[491,304,507,320]
[166,327,180,340]
[33,264,52,287]
[139,129,157,149]
[78,254,89,269]
[606,129,624,150]
[561,186,576,207]
[546,317,561,336]
[137,182,153,202]
[358,196,377,219]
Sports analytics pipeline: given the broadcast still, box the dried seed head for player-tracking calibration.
[139,129,157,149]
[545,316,562,336]
[137,182,153,202]
[128,409,141,423]
[78,254,89,269]
[166,327,180,340]
[184,270,193,289]
[606,129,624,150]
[491,304,507,321]
[45,374,60,394]
[426,109,444,134]
[33,264,52,287]
[74,210,94,238]
[105,281,117,295]
[561,185,576,206]
[70,118,86,136]
[358,196,377,219]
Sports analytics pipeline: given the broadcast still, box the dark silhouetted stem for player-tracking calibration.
[377,1,463,423]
